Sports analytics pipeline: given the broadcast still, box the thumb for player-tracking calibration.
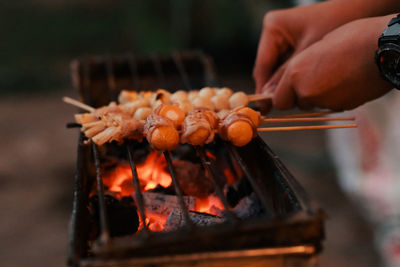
[253,25,290,93]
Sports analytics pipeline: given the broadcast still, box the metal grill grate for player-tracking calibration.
[68,51,324,266]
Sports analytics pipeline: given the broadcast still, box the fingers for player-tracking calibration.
[270,47,319,111]
[272,67,297,110]
[258,59,296,110]
[254,63,283,113]
[271,63,314,110]
[253,13,291,93]
[253,29,280,94]
[262,62,287,92]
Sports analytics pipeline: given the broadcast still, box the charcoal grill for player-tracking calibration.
[67,51,324,267]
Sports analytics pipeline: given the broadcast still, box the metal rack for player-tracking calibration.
[68,51,324,266]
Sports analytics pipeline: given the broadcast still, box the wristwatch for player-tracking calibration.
[375,14,400,89]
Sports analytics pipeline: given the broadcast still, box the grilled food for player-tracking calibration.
[180,109,216,146]
[144,114,180,151]
[73,87,261,148]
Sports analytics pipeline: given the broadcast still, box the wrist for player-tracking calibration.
[326,0,400,28]
[335,0,400,18]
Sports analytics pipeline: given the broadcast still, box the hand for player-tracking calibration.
[253,1,365,93]
[271,15,394,111]
[253,0,400,112]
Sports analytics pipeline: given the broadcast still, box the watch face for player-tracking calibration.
[378,45,400,87]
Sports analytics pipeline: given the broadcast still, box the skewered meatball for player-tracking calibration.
[155,104,186,128]
[216,87,233,98]
[133,107,152,121]
[177,101,194,115]
[118,90,138,104]
[229,92,249,109]
[180,110,215,146]
[217,109,230,120]
[139,91,153,100]
[195,108,219,129]
[170,90,188,103]
[211,95,230,111]
[235,107,260,126]
[219,112,257,147]
[144,114,179,151]
[227,121,253,147]
[192,96,214,111]
[198,87,216,98]
[188,91,199,102]
[150,89,172,108]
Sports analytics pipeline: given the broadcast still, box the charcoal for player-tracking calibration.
[225,177,253,207]
[147,184,175,195]
[99,140,151,165]
[89,195,139,237]
[172,159,214,197]
[128,140,152,164]
[172,144,200,163]
[225,193,264,219]
[164,208,225,232]
[140,192,195,216]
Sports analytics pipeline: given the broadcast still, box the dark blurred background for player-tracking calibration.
[0,1,380,266]
[0,0,291,96]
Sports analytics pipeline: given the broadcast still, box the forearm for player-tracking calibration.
[276,0,399,49]
[272,14,395,111]
[330,0,400,21]
[253,0,399,97]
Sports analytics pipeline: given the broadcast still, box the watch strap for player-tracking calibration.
[388,14,400,27]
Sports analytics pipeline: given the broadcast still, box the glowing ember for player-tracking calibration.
[137,151,172,190]
[107,165,132,195]
[99,149,239,232]
[224,168,236,185]
[205,150,216,160]
[195,195,224,215]
[206,149,241,185]
[103,151,172,196]
[142,213,168,232]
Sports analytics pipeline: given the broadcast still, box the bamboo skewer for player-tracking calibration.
[63,96,95,112]
[257,124,357,132]
[270,111,335,118]
[261,116,355,123]
[62,96,357,138]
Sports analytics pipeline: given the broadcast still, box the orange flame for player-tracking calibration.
[137,151,172,190]
[205,150,216,161]
[224,168,236,185]
[99,150,240,232]
[142,213,168,232]
[103,151,172,196]
[206,149,241,185]
[195,195,225,215]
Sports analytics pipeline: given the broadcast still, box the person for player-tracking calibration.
[253,1,400,266]
[253,0,400,112]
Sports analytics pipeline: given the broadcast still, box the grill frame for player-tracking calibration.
[67,51,324,266]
